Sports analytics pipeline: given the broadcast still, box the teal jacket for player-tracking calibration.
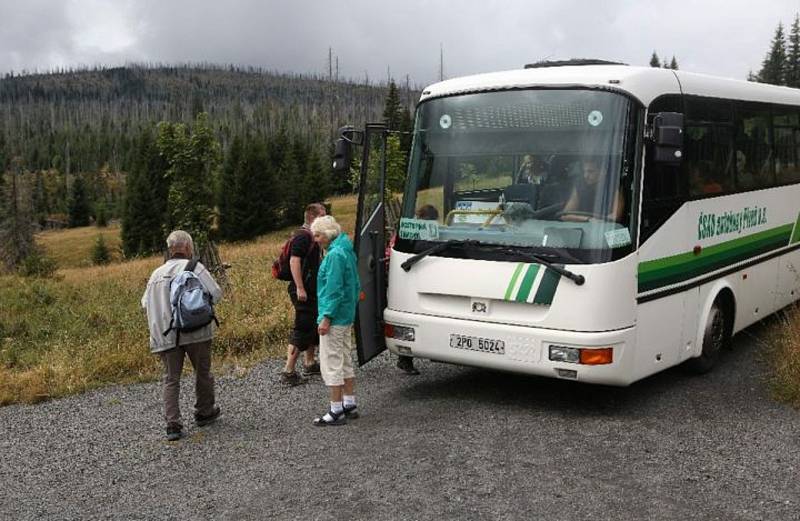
[317,233,361,326]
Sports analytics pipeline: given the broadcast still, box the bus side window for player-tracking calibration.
[685,124,733,196]
[735,105,774,190]
[684,96,735,197]
[773,107,800,184]
[641,95,686,243]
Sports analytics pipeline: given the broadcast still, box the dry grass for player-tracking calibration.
[0,195,357,406]
[38,223,124,268]
[767,305,800,408]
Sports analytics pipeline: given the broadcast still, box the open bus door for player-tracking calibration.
[334,124,388,365]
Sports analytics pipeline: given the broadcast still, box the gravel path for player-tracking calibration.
[2,323,799,521]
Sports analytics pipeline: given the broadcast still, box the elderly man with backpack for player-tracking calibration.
[141,230,223,441]
[273,203,326,386]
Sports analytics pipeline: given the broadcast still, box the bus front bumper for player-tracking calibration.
[383,309,637,386]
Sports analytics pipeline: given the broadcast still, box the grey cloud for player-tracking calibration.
[2,1,800,85]
[0,1,75,73]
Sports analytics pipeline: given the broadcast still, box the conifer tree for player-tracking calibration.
[0,158,35,271]
[304,147,331,206]
[385,134,407,195]
[267,128,291,220]
[91,234,111,265]
[121,129,168,257]
[279,140,305,226]
[31,171,49,227]
[68,175,91,227]
[383,80,403,130]
[157,112,220,257]
[236,134,278,239]
[669,56,679,70]
[787,15,800,87]
[0,141,6,219]
[649,52,661,68]
[95,202,108,227]
[759,22,788,85]
[217,135,244,240]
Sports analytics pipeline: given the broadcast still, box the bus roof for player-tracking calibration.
[420,65,800,107]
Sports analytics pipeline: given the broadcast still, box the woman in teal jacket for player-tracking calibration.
[309,215,361,426]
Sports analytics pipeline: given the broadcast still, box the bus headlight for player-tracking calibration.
[385,324,415,342]
[549,345,613,365]
[549,345,580,363]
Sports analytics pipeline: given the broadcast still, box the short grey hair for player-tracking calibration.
[166,230,194,252]
[310,215,341,241]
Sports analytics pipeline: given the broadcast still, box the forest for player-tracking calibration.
[0,64,414,265]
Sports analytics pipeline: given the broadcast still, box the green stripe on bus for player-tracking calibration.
[515,264,540,302]
[640,232,790,291]
[791,213,800,245]
[533,269,560,305]
[504,263,525,301]
[638,224,794,293]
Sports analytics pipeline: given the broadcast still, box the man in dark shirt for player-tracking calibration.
[281,203,326,386]
[561,158,624,222]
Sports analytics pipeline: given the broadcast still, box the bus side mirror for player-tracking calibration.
[332,126,362,175]
[652,112,684,164]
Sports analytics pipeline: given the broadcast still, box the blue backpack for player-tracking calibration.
[162,259,219,344]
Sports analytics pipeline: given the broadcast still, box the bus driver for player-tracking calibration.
[561,158,624,222]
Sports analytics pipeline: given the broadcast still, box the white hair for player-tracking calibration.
[166,230,194,252]
[310,215,341,241]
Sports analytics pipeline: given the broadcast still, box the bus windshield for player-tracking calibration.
[397,88,638,264]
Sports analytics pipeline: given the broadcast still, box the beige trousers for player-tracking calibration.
[319,325,355,386]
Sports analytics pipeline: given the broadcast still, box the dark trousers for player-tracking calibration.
[159,340,215,428]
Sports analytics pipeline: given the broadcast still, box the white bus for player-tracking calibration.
[336,61,800,386]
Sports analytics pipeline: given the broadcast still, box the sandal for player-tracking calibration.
[343,404,359,419]
[313,409,347,426]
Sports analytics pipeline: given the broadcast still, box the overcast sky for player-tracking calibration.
[1,0,798,86]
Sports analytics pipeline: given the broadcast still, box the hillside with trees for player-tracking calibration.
[0,65,416,263]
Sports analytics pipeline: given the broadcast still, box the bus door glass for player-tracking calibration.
[354,124,388,365]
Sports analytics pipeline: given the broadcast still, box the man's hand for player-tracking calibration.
[297,288,307,302]
[318,317,331,336]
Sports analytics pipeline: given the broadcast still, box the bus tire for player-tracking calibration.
[685,299,729,374]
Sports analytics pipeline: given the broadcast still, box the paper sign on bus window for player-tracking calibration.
[399,218,440,241]
[605,228,632,248]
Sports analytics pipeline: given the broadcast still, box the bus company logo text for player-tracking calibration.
[697,207,767,240]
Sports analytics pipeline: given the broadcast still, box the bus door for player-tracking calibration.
[353,124,389,365]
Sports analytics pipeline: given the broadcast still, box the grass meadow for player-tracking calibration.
[0,195,357,405]
[2,192,799,408]
[767,305,800,408]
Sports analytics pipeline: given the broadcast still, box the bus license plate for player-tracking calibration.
[449,334,505,354]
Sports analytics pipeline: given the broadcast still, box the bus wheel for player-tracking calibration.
[686,300,729,374]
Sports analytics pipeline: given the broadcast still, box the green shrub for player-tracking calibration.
[91,235,111,265]
[19,250,58,278]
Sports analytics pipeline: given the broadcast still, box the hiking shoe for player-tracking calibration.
[195,406,221,427]
[397,356,420,375]
[280,371,307,387]
[313,409,347,426]
[166,425,184,442]
[302,362,321,376]
[343,404,359,419]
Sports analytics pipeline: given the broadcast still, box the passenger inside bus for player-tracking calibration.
[561,158,624,222]
[689,165,724,195]
[416,204,439,222]
[515,154,546,185]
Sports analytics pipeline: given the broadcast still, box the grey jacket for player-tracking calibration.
[141,258,223,353]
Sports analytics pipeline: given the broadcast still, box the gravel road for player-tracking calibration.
[2,322,799,521]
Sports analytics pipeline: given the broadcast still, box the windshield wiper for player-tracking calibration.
[491,246,586,286]
[400,240,481,272]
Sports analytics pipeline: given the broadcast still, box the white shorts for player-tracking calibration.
[319,325,355,386]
